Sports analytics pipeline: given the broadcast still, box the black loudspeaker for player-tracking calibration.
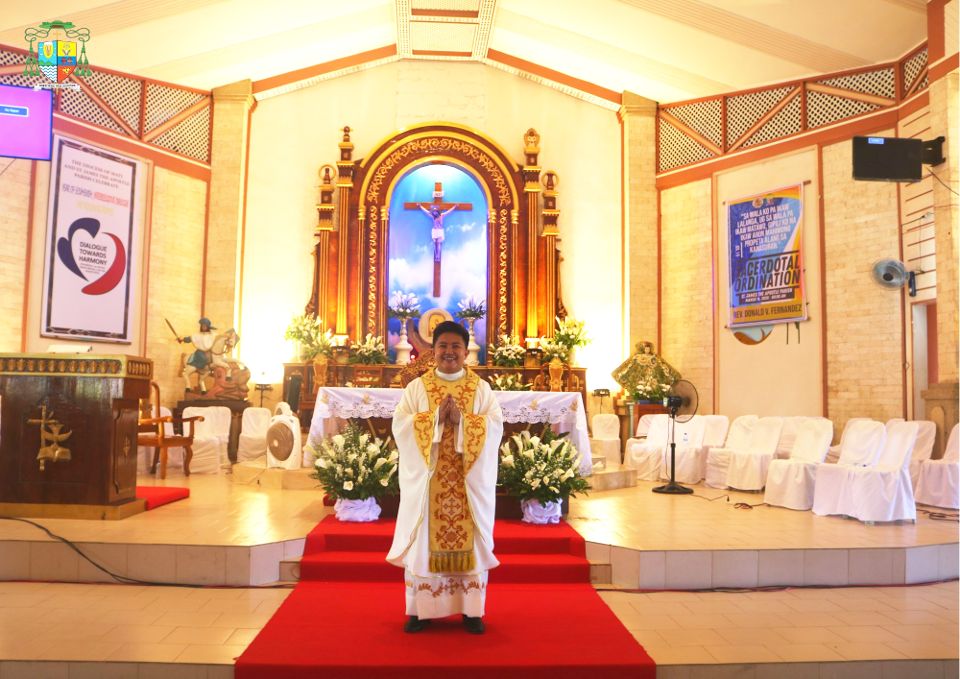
[284,374,302,412]
[853,136,922,182]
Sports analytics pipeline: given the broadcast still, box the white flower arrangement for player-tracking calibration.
[488,335,526,367]
[489,373,531,391]
[349,334,387,364]
[308,423,399,500]
[538,336,570,364]
[456,295,486,320]
[498,427,590,504]
[388,291,421,320]
[632,375,673,402]
[544,316,589,356]
[285,313,333,360]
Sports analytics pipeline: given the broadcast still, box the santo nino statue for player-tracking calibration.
[612,341,681,401]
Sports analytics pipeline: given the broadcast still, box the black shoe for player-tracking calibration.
[463,616,485,634]
[404,616,430,633]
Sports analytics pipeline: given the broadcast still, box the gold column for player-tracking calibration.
[335,126,355,336]
[522,129,542,338]
[308,165,336,323]
[541,171,560,336]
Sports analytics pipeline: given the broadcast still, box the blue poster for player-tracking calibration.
[728,185,806,328]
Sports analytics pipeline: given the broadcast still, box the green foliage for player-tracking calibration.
[308,422,398,500]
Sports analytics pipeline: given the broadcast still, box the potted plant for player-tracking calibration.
[489,373,531,391]
[498,426,590,524]
[541,316,589,365]
[349,334,387,364]
[285,313,333,362]
[388,291,420,365]
[488,335,526,367]
[308,422,399,521]
[455,295,486,365]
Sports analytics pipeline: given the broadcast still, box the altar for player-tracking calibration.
[307,386,593,476]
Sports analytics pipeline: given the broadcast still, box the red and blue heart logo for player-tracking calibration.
[56,217,127,295]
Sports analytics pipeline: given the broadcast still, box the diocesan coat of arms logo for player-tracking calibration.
[23,20,92,86]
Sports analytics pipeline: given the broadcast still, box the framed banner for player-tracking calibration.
[41,137,140,343]
[728,185,807,328]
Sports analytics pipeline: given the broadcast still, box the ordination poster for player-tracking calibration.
[728,185,807,328]
[41,137,139,342]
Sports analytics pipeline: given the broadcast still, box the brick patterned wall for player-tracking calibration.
[146,167,208,407]
[659,178,714,414]
[822,133,904,432]
[0,159,31,352]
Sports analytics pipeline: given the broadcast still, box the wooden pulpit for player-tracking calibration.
[0,353,152,519]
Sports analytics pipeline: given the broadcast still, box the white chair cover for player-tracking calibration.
[843,421,920,522]
[237,407,272,461]
[671,414,728,484]
[812,419,887,517]
[763,417,834,510]
[137,406,184,474]
[266,414,302,470]
[908,421,936,488]
[183,405,232,474]
[663,415,708,483]
[915,423,959,509]
[705,414,757,488]
[725,416,784,490]
[824,417,870,463]
[775,416,807,459]
[624,414,669,480]
[590,413,622,467]
[635,413,657,437]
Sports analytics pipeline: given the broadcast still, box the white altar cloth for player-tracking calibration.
[308,387,593,476]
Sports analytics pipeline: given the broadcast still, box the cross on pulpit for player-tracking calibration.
[403,182,472,296]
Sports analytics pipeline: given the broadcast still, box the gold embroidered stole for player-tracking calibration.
[416,369,487,573]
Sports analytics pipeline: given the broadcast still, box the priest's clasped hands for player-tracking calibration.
[437,395,461,427]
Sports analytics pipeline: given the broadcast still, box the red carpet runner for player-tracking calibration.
[135,486,190,510]
[236,516,655,679]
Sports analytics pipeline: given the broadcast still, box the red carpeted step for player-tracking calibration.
[300,551,590,584]
[236,581,655,679]
[135,485,190,510]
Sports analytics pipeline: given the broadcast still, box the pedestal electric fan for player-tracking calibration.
[652,379,699,495]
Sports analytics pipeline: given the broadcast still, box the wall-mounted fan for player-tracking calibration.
[872,259,917,296]
[653,379,699,495]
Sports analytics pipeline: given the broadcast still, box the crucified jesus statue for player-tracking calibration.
[403,182,472,297]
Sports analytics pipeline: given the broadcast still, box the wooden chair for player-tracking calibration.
[138,381,203,479]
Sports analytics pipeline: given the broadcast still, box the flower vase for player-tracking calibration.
[395,319,413,365]
[334,496,381,522]
[520,498,562,524]
[465,318,480,366]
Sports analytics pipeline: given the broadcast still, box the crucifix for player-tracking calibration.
[403,182,472,296]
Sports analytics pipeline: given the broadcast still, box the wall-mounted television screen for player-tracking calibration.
[852,136,922,182]
[0,83,53,161]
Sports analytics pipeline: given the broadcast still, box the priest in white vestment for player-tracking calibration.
[387,321,503,634]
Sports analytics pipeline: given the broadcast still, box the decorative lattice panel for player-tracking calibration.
[0,50,41,88]
[661,98,723,148]
[902,48,928,94]
[819,67,896,99]
[84,70,143,134]
[806,89,880,129]
[658,117,715,172]
[144,82,206,132]
[725,86,794,148]
[741,94,802,149]
[59,86,128,135]
[151,106,211,163]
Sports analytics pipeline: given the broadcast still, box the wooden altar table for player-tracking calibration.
[307,387,593,476]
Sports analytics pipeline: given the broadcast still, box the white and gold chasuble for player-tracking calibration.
[387,368,503,619]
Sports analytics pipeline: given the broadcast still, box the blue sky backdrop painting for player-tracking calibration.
[388,163,488,362]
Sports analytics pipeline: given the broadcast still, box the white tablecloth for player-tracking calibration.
[308,387,593,476]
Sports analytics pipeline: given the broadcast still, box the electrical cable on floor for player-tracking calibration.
[689,491,766,509]
[0,516,294,589]
[917,508,959,522]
